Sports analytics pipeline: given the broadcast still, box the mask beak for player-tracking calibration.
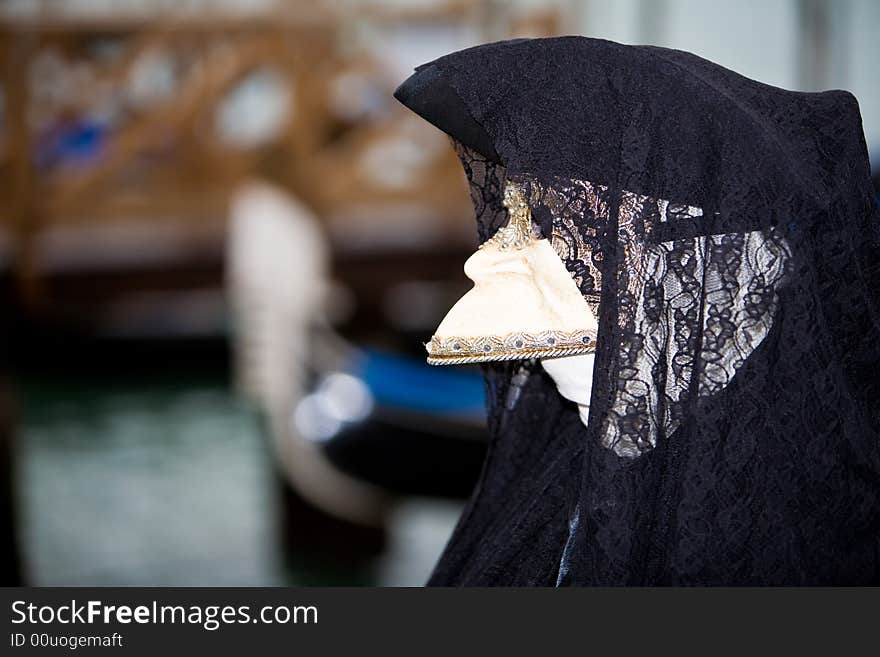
[426,182,598,365]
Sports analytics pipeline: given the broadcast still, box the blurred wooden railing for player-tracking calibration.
[0,2,560,302]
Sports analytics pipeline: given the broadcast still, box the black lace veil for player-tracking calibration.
[419,37,880,585]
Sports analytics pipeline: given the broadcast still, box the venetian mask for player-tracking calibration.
[426,181,599,366]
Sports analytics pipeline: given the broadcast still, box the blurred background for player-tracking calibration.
[0,0,877,586]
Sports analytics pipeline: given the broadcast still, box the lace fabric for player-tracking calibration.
[519,174,790,458]
[423,37,880,585]
[451,139,508,244]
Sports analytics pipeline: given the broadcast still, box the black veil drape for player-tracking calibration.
[412,37,879,585]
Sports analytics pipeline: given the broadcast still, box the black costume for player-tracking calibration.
[396,37,880,585]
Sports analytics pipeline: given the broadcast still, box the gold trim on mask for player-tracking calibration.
[426,329,597,365]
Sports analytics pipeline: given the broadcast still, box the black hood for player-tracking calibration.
[404,37,880,585]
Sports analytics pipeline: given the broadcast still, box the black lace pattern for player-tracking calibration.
[425,37,880,586]
[454,162,792,458]
[451,140,509,243]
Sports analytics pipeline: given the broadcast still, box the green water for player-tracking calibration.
[14,374,293,586]
[12,371,461,586]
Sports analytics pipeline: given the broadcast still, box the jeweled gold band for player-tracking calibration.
[426,329,597,366]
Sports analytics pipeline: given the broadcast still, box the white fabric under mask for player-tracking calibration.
[426,181,598,365]
[541,353,595,428]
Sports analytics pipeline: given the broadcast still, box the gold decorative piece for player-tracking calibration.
[480,181,533,251]
[426,329,598,365]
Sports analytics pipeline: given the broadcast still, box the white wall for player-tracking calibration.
[574,0,879,165]
[847,0,880,162]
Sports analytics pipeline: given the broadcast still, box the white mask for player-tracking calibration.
[426,181,598,365]
[426,181,598,427]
